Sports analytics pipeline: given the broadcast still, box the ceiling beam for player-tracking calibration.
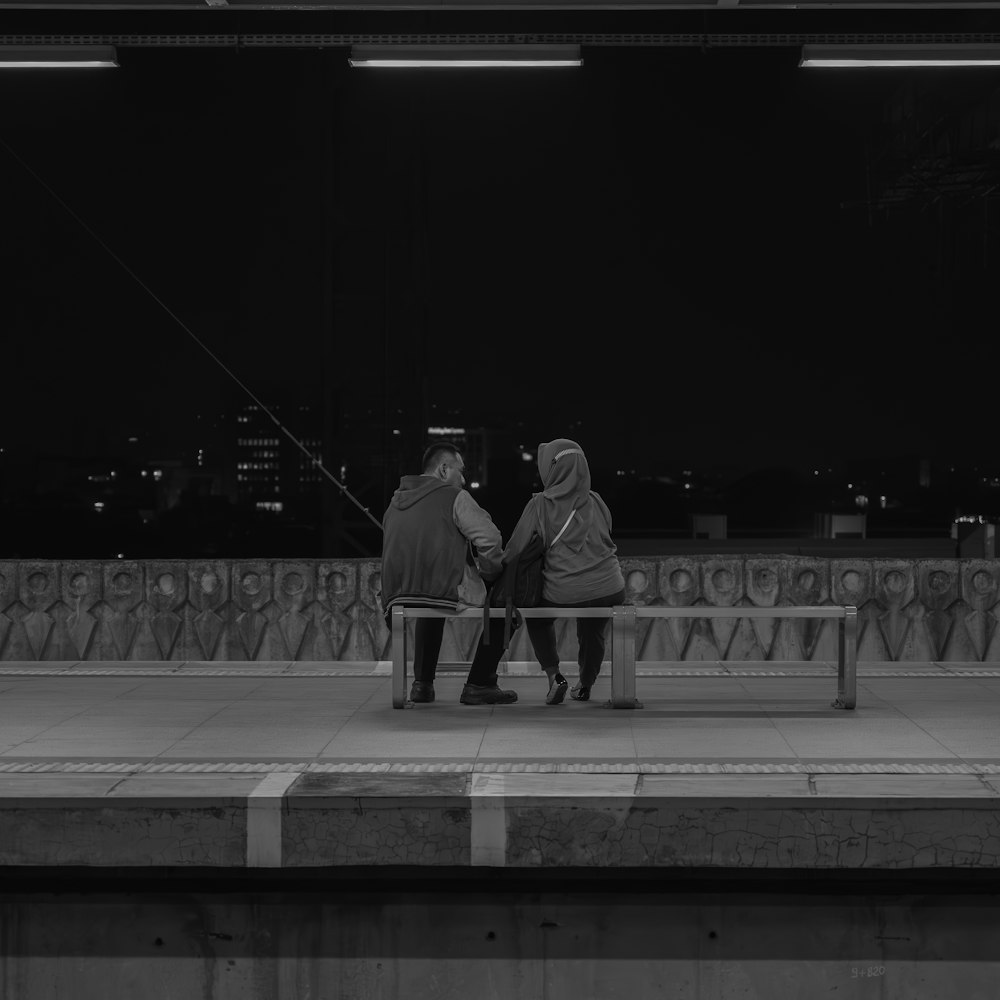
[6,30,1000,44]
[6,0,1000,10]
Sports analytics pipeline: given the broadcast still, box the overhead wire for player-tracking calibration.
[0,134,384,533]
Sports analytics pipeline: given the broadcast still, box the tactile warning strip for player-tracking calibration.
[0,667,998,677]
[0,760,997,775]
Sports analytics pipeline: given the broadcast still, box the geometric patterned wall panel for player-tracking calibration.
[0,558,998,662]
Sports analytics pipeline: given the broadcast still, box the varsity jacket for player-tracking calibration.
[380,475,503,611]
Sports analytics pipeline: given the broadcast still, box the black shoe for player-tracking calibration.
[460,683,518,705]
[546,676,568,705]
[409,681,435,703]
[570,684,591,702]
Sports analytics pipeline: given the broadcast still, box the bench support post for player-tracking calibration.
[833,605,858,710]
[609,605,642,709]
[391,606,409,709]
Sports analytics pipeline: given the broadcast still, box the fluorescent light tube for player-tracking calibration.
[349,44,581,69]
[801,44,1000,68]
[0,45,118,68]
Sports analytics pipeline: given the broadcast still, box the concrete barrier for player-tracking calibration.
[0,557,996,662]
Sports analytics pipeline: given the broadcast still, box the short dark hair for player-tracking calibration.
[422,441,460,473]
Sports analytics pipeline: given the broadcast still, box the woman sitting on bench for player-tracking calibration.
[504,438,626,705]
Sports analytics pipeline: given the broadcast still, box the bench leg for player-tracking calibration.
[391,606,409,709]
[608,605,642,709]
[833,606,858,710]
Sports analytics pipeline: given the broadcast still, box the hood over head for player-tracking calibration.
[536,439,593,550]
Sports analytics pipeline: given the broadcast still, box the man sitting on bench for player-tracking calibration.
[381,441,519,706]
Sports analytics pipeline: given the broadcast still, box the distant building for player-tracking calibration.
[233,403,323,514]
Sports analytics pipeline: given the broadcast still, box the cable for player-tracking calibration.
[0,134,384,533]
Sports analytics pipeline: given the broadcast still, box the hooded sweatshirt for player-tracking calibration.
[503,439,624,605]
[381,475,504,611]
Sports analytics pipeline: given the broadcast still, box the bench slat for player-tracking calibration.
[634,606,852,619]
[398,606,854,619]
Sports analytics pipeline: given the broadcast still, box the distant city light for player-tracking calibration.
[522,452,533,462]
[256,501,284,513]
[814,470,819,476]
[110,470,116,478]
[153,469,163,480]
[684,483,691,490]
[682,470,692,477]
[855,494,868,508]
[955,514,987,524]
[128,436,138,444]
[93,502,105,511]
[427,426,465,435]
[470,481,480,490]
[141,470,147,478]
[117,553,125,559]
[392,429,401,436]
[847,483,853,489]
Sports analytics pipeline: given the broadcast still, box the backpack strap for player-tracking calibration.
[482,553,519,648]
[548,509,576,549]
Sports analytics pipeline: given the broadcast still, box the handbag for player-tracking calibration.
[483,507,577,649]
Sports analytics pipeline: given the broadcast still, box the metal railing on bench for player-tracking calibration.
[390,604,858,711]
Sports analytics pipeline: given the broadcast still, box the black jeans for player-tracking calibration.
[525,588,627,689]
[409,616,508,687]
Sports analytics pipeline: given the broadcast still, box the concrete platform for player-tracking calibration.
[0,661,997,871]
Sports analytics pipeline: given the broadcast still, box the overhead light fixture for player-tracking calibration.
[0,45,118,69]
[349,44,581,69]
[800,43,1000,68]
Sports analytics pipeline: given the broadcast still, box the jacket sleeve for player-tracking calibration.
[502,496,542,563]
[452,490,504,580]
[592,491,613,533]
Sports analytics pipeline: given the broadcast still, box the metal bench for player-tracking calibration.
[390,604,858,710]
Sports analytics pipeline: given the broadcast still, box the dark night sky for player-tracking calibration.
[2,33,996,477]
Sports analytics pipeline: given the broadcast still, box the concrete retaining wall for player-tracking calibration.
[1,889,997,1000]
[1,557,998,662]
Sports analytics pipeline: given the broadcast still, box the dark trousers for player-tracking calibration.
[411,616,508,687]
[525,588,627,688]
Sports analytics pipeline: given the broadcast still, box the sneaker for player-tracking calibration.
[570,684,591,702]
[546,676,568,706]
[409,680,435,703]
[460,683,518,705]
